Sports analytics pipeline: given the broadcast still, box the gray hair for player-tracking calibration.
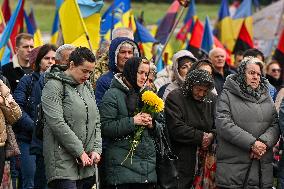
[112,27,134,40]
[208,47,226,59]
[55,44,76,61]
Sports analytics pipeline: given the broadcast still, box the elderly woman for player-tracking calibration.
[165,69,217,188]
[215,57,279,189]
[99,57,156,189]
[42,47,101,189]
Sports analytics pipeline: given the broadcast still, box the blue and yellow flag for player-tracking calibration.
[59,0,102,50]
[215,0,235,52]
[50,10,59,44]
[100,0,135,40]
[232,0,253,39]
[50,0,63,44]
[24,9,43,47]
[134,20,157,59]
[0,0,23,62]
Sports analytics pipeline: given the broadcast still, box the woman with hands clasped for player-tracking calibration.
[215,56,279,189]
[99,57,157,189]
[165,69,217,189]
[41,47,102,189]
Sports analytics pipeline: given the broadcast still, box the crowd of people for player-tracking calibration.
[0,27,283,189]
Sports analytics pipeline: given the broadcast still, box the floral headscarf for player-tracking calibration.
[181,69,214,101]
[232,56,267,100]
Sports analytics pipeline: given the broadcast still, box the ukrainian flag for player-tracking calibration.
[50,11,59,45]
[100,0,135,40]
[24,9,43,48]
[215,0,235,52]
[50,0,63,44]
[232,0,253,39]
[0,0,23,62]
[59,0,103,50]
[134,20,157,59]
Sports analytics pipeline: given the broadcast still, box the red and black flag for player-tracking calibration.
[233,20,253,53]
[273,29,284,78]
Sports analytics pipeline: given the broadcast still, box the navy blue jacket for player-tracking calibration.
[95,37,140,105]
[30,73,45,155]
[13,72,40,142]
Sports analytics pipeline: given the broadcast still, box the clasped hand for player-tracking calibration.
[133,112,153,128]
[79,151,101,167]
[250,141,267,159]
[202,133,214,149]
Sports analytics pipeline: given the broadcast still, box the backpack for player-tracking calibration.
[35,80,95,140]
[35,81,66,140]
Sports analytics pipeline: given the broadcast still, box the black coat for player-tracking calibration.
[2,62,32,93]
[213,65,235,95]
[165,88,216,189]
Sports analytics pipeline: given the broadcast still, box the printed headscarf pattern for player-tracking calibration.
[181,69,214,101]
[232,56,266,100]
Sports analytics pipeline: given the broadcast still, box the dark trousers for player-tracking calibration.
[105,183,156,189]
[0,146,5,182]
[10,155,21,189]
[18,141,36,189]
[48,176,95,189]
[34,155,47,189]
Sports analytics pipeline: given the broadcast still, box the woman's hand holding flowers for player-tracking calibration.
[133,113,152,128]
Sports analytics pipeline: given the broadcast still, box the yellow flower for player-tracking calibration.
[141,90,164,113]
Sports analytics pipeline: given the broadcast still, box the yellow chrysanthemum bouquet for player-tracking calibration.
[122,90,164,164]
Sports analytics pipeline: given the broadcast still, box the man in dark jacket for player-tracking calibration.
[2,33,34,92]
[209,47,235,95]
[95,37,140,105]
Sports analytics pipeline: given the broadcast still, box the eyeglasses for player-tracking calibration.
[272,69,281,73]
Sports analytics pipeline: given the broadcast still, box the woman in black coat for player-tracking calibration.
[165,69,217,189]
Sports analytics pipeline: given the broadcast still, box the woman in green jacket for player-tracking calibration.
[99,57,156,189]
[41,47,102,189]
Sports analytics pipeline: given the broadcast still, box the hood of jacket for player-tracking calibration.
[172,50,197,86]
[44,64,68,84]
[110,73,130,94]
[45,65,79,86]
[224,74,270,103]
[108,37,140,73]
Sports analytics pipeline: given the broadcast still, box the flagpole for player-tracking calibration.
[73,0,93,51]
[155,0,190,65]
[0,10,15,56]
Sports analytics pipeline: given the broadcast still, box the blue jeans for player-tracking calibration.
[19,141,36,189]
[34,155,47,189]
[10,156,22,189]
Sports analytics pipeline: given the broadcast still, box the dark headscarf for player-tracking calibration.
[232,56,266,100]
[181,69,214,101]
[123,57,149,116]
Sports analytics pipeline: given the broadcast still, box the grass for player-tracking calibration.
[1,1,220,33]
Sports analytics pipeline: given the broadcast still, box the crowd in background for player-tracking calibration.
[0,26,283,189]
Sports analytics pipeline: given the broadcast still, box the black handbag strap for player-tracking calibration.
[243,160,253,188]
[258,160,263,188]
[243,160,263,188]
